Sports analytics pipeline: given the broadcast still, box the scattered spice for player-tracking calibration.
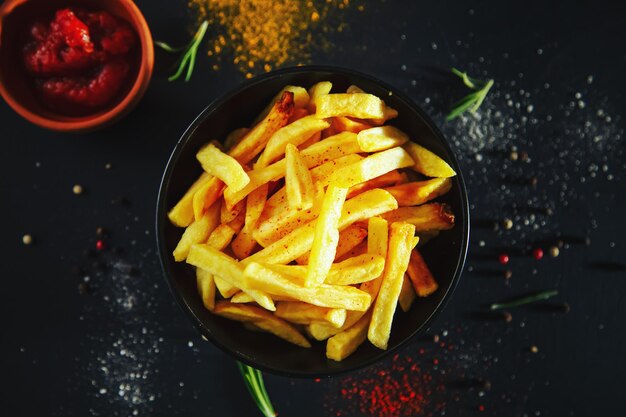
[503,218,513,230]
[95,239,105,251]
[72,184,83,194]
[529,345,539,353]
[509,150,519,161]
[22,234,33,245]
[498,253,510,265]
[532,248,544,260]
[188,0,359,77]
[504,270,513,279]
[549,246,560,257]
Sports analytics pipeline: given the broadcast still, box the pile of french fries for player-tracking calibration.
[169,82,456,361]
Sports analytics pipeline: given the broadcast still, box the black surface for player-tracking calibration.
[157,66,469,377]
[2,0,626,416]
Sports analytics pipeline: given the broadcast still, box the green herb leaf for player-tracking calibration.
[237,362,277,417]
[447,68,494,120]
[156,20,209,82]
[490,290,559,310]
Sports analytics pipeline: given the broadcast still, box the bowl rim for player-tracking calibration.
[0,0,154,132]
[156,64,470,378]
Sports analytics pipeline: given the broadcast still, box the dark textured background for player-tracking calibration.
[2,0,625,416]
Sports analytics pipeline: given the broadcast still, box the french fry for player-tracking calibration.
[335,240,368,262]
[305,185,348,286]
[229,91,294,164]
[381,203,455,231]
[346,170,405,199]
[224,127,249,151]
[231,292,295,303]
[213,301,310,347]
[403,141,456,178]
[346,85,365,94]
[224,132,360,208]
[285,144,315,210]
[332,116,372,133]
[168,172,212,227]
[197,143,250,193]
[316,93,395,120]
[406,250,438,297]
[298,131,322,150]
[326,310,372,361]
[275,302,346,328]
[267,253,384,286]
[328,147,414,188]
[214,276,239,298]
[357,126,408,152]
[187,244,276,311]
[255,86,309,124]
[384,178,452,206]
[207,224,237,251]
[196,268,216,311]
[320,216,391,339]
[368,106,398,126]
[243,262,371,311]
[398,274,416,312]
[256,115,330,168]
[307,81,332,113]
[368,222,416,349]
[288,107,309,123]
[244,183,269,229]
[173,202,221,262]
[192,177,225,222]
[221,198,246,224]
[308,312,363,341]
[231,227,258,260]
[328,253,384,285]
[243,189,397,266]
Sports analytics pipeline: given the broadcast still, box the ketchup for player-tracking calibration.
[23,8,137,113]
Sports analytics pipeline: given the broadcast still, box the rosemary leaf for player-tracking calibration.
[157,20,209,82]
[447,68,494,120]
[237,362,277,417]
[490,290,559,310]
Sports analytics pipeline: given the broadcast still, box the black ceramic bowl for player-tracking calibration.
[156,66,469,378]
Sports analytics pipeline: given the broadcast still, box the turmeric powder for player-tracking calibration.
[188,0,360,78]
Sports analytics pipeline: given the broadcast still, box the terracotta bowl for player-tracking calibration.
[0,0,154,132]
[156,66,470,378]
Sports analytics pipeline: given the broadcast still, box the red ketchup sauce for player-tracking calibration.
[22,8,137,114]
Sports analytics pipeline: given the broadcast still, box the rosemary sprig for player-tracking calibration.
[237,362,277,417]
[490,290,559,310]
[446,68,494,121]
[156,20,209,82]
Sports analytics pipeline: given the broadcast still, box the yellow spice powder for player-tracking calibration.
[188,0,359,77]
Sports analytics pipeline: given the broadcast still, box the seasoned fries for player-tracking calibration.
[197,143,250,193]
[381,203,455,232]
[284,144,315,210]
[406,250,439,297]
[368,222,416,350]
[167,82,457,359]
[315,93,393,120]
[305,185,348,286]
[357,126,409,152]
[403,141,456,178]
[384,178,452,206]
